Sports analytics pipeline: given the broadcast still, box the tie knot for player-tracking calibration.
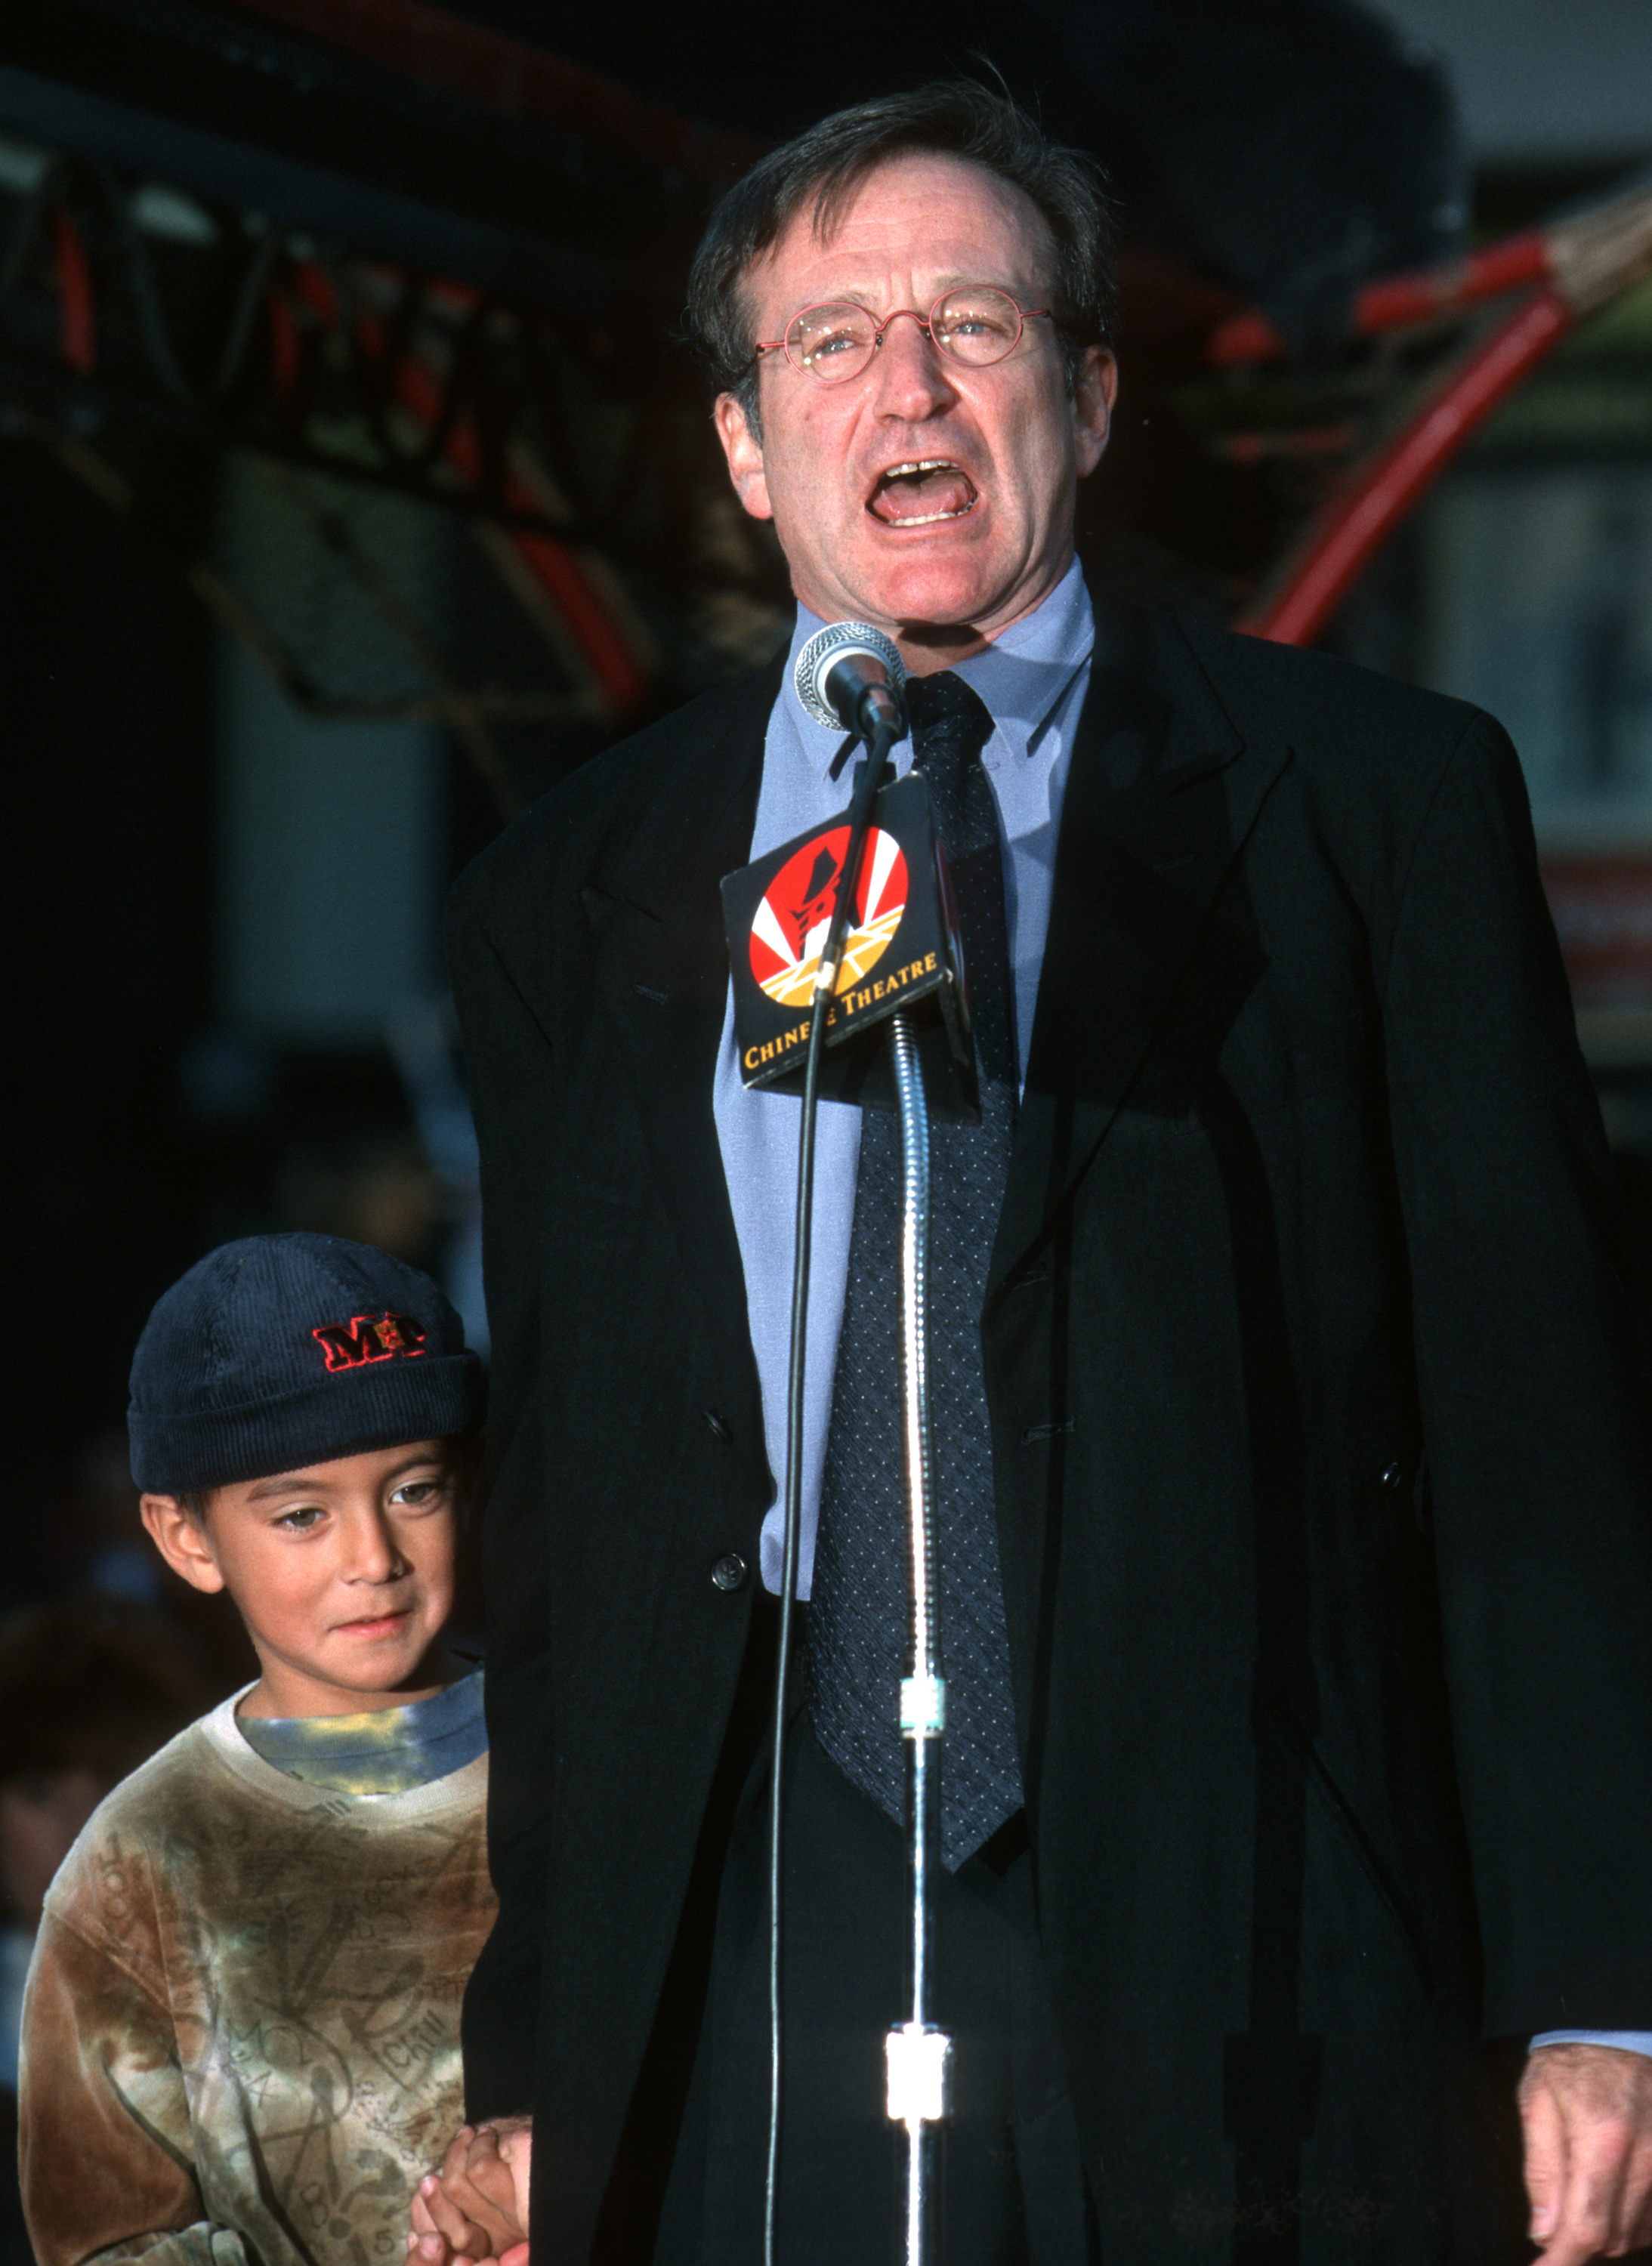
[905,668,993,750]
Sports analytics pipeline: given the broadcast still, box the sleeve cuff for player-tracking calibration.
[1530,2031,1652,2060]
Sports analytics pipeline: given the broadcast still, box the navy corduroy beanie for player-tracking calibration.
[128,1233,485,1496]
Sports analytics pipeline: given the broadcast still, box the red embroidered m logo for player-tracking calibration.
[311,1311,428,1372]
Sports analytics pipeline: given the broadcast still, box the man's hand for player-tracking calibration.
[1521,2045,1652,2262]
[494,2120,533,2264]
[408,2116,533,2266]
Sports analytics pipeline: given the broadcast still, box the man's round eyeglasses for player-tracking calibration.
[753,286,1051,385]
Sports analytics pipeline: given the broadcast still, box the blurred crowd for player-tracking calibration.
[0,1596,233,2264]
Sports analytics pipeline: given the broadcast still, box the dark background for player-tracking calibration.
[3,0,1651,1635]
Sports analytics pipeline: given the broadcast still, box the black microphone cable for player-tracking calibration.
[763,707,903,2266]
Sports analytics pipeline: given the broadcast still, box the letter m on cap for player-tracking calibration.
[312,1311,428,1372]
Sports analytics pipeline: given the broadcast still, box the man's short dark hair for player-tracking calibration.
[685,80,1116,431]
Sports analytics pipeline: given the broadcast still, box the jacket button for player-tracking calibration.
[703,1409,733,1443]
[1380,1462,1405,1493]
[711,1552,748,1592]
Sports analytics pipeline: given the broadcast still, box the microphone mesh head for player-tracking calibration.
[793,620,906,730]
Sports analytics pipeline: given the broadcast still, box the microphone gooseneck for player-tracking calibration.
[794,619,909,740]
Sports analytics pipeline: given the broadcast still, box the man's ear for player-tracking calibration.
[714,393,774,522]
[1071,345,1119,480]
[140,1494,227,1595]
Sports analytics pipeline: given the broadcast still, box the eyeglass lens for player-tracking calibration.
[786,286,1027,381]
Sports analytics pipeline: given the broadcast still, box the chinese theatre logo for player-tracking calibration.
[747,826,908,1010]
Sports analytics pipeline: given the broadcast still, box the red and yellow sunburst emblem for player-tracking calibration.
[747,826,909,1009]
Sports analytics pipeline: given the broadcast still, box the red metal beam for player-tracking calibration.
[1204,230,1553,368]
[51,210,96,375]
[283,261,652,717]
[217,0,761,181]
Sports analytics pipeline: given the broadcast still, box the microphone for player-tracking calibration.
[724,620,976,1119]
[795,620,908,740]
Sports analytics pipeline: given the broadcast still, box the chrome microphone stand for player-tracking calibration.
[884,1010,950,2266]
[746,622,960,2264]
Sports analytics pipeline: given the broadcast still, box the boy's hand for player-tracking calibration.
[408,2117,532,2265]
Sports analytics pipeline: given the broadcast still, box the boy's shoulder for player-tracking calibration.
[67,1703,230,1841]
[38,1707,231,1987]
[47,1700,245,1894]
[44,1689,489,1971]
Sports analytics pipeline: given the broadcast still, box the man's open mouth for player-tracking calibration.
[867,460,979,526]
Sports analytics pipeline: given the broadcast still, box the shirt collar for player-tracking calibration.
[782,555,1095,782]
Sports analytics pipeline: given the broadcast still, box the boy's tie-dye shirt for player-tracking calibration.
[18,1684,495,2266]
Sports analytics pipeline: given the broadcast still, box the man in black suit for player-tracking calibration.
[424,81,1652,2266]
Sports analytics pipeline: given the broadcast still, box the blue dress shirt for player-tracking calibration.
[712,557,1093,1601]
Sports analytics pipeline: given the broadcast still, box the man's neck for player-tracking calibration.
[797,555,1081,678]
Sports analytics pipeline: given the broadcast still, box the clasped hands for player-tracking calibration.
[408,2115,533,2266]
[406,2045,1652,2266]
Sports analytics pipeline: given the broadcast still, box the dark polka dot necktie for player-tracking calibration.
[807,668,1025,1870]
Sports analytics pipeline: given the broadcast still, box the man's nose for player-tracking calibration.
[867,310,959,418]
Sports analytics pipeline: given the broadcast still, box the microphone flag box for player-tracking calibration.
[721,773,979,1119]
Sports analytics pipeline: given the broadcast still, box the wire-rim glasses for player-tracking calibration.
[754,286,1051,384]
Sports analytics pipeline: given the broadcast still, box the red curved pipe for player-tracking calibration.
[1237,288,1573,647]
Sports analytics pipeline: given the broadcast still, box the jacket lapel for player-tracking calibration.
[579,659,782,1374]
[989,607,1289,1299]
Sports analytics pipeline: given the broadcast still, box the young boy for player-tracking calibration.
[18,1232,496,2266]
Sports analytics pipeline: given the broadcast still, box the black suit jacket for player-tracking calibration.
[449,601,1652,2264]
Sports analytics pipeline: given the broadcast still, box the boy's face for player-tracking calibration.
[141,1438,465,1718]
